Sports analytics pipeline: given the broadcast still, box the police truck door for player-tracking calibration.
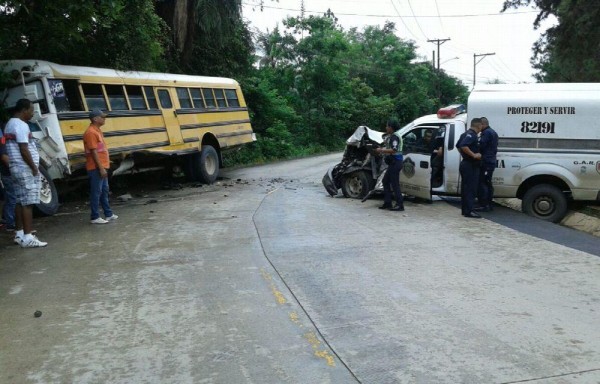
[399,126,436,200]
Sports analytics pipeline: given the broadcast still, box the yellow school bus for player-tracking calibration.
[1,60,255,214]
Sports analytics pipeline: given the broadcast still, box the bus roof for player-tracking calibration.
[1,60,239,86]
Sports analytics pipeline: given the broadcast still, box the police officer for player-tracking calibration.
[457,118,483,218]
[430,127,445,187]
[376,119,404,211]
[476,117,499,211]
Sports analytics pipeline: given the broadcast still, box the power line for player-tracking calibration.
[242,2,537,19]
[496,56,525,82]
[406,0,429,40]
[432,0,446,36]
[388,0,421,41]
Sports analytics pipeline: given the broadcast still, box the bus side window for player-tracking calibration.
[157,89,173,109]
[176,88,192,108]
[202,88,216,108]
[82,84,108,111]
[190,88,204,109]
[126,86,147,110]
[105,85,128,110]
[225,89,240,107]
[144,86,158,109]
[214,89,227,108]
[50,79,84,112]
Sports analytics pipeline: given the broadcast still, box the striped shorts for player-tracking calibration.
[12,171,41,206]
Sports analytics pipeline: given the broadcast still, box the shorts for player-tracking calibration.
[11,171,40,206]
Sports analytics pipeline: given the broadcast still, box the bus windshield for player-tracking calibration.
[3,80,49,115]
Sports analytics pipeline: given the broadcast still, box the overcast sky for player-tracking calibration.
[242,0,556,88]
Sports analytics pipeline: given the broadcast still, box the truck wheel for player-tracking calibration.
[35,166,59,216]
[341,171,372,199]
[189,145,219,184]
[522,184,568,223]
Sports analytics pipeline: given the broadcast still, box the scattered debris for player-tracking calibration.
[117,193,133,202]
[34,310,42,318]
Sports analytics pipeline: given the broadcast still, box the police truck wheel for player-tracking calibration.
[522,184,568,223]
[35,166,60,216]
[341,171,372,199]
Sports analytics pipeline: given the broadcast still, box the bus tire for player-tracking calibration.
[522,184,568,223]
[35,166,60,216]
[193,145,219,184]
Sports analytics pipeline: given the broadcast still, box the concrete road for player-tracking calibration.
[1,153,599,383]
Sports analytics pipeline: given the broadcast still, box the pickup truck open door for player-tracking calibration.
[399,125,438,200]
[399,121,467,200]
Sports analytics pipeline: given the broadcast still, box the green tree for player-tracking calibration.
[503,0,600,81]
[155,0,246,71]
[0,1,166,70]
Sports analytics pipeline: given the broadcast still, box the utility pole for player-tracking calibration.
[473,52,495,87]
[428,38,451,71]
[429,39,449,104]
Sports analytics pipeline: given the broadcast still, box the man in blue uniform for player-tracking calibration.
[376,119,404,211]
[457,118,483,218]
[476,117,499,211]
[430,127,445,188]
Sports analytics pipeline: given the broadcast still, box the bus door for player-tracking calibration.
[399,125,439,200]
[156,88,184,145]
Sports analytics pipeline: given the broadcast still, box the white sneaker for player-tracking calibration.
[106,214,118,221]
[20,235,48,248]
[91,217,109,224]
[13,236,23,246]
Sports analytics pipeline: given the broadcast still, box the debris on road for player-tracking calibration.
[117,194,133,202]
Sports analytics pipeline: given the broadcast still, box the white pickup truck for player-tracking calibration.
[390,83,600,222]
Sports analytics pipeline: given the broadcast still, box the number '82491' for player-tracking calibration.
[521,121,555,133]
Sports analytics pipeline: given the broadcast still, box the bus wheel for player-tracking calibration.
[522,184,568,223]
[35,166,60,216]
[192,145,219,184]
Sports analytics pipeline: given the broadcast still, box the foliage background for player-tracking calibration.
[1,1,472,165]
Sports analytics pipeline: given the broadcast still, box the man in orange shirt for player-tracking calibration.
[83,110,118,224]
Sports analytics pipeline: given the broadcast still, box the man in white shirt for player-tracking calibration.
[4,99,47,247]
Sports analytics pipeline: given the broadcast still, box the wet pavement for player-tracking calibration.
[1,153,599,383]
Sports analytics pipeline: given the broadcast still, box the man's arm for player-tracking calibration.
[459,145,481,160]
[18,143,39,176]
[89,148,107,178]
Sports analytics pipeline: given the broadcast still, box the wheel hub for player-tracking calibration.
[39,175,52,204]
[534,196,554,215]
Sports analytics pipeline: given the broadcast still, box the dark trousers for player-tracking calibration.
[1,175,17,226]
[477,164,495,208]
[460,161,480,215]
[383,159,404,207]
[430,155,444,187]
[88,169,113,220]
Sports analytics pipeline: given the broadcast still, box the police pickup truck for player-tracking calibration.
[390,83,600,222]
